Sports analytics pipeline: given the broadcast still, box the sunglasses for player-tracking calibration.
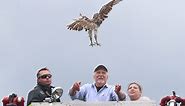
[39,74,52,79]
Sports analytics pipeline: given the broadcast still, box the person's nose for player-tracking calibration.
[130,87,135,91]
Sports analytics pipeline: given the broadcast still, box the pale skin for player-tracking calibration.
[37,70,52,86]
[69,69,126,101]
[127,83,142,101]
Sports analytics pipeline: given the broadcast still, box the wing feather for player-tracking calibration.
[93,0,122,26]
[67,17,97,31]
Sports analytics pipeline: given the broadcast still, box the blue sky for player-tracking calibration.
[1,0,185,104]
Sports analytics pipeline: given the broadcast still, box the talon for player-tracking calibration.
[89,43,95,47]
[96,43,101,46]
[94,42,101,46]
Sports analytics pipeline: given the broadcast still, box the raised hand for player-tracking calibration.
[115,84,121,93]
[72,81,81,91]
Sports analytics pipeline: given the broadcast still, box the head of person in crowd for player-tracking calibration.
[37,67,52,87]
[93,64,108,87]
[127,82,142,101]
[27,67,61,106]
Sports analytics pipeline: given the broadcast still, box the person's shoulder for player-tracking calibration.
[82,83,92,87]
[28,86,41,93]
[28,88,37,95]
[33,85,42,90]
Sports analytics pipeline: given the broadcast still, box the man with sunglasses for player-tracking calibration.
[27,67,60,106]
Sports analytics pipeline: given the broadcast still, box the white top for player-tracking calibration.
[137,96,151,101]
[127,96,151,101]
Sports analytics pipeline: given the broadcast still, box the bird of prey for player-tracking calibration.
[67,0,122,46]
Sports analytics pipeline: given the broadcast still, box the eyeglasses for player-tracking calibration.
[39,74,52,79]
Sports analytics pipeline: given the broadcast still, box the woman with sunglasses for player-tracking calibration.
[27,67,60,106]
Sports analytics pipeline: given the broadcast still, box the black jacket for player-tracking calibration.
[27,84,60,106]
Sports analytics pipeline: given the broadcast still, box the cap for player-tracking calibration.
[94,65,108,72]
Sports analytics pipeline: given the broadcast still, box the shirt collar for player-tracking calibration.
[92,83,108,88]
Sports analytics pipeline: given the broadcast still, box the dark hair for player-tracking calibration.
[94,65,108,72]
[36,67,50,78]
[127,82,142,92]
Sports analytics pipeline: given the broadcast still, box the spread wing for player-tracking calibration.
[93,0,122,26]
[67,16,96,31]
